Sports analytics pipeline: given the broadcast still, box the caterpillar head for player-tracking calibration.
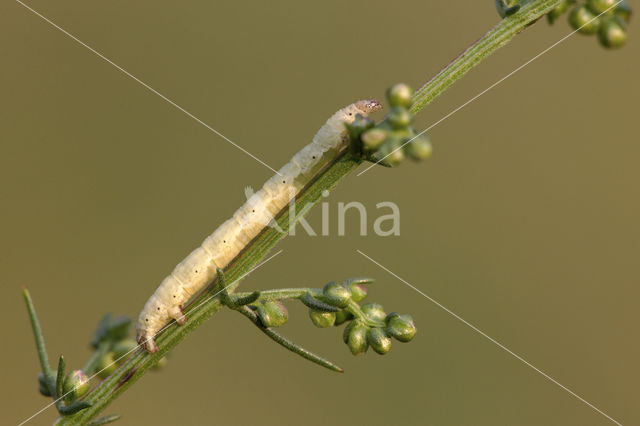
[354,99,382,115]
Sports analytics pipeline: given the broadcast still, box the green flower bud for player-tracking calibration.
[97,353,118,379]
[387,106,412,129]
[404,136,433,161]
[346,322,369,355]
[38,372,52,397]
[367,327,392,354]
[91,314,132,348]
[343,319,356,343]
[375,139,405,167]
[495,0,521,18]
[360,303,386,323]
[547,0,573,24]
[322,281,352,308]
[257,300,288,328]
[615,1,632,23]
[349,283,368,302]
[385,313,417,342]
[345,114,375,142]
[361,128,387,151]
[112,338,137,362]
[587,0,617,14]
[598,16,627,48]
[62,370,90,402]
[151,356,168,370]
[334,310,354,326]
[309,309,336,328]
[386,83,413,108]
[569,5,601,34]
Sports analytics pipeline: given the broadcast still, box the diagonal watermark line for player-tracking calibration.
[357,1,622,177]
[356,249,622,426]
[15,0,282,176]
[17,249,284,425]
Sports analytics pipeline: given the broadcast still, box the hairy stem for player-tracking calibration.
[23,289,54,381]
[56,2,560,423]
[410,0,562,115]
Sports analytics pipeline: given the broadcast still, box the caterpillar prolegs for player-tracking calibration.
[136,99,382,353]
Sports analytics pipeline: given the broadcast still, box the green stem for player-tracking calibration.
[57,2,559,423]
[410,0,562,115]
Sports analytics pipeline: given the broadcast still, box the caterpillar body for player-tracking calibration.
[136,99,382,353]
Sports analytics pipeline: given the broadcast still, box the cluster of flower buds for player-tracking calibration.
[347,83,432,167]
[549,0,632,48]
[343,306,417,356]
[305,278,417,356]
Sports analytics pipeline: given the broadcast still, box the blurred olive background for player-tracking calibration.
[1,1,638,425]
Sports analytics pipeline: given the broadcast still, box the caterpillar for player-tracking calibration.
[136,99,382,353]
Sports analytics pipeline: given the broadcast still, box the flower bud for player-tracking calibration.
[598,16,627,48]
[62,370,90,402]
[346,114,375,142]
[334,310,354,326]
[97,353,118,379]
[257,300,288,328]
[495,0,520,18]
[404,136,433,161]
[349,283,368,302]
[360,303,386,323]
[367,327,392,354]
[547,0,572,24]
[385,313,417,342]
[151,356,168,370]
[38,372,52,397]
[361,128,387,151]
[346,322,369,355]
[615,1,632,23]
[322,281,352,308]
[587,0,618,14]
[375,139,405,167]
[387,106,412,129]
[112,338,138,362]
[386,83,413,108]
[309,309,336,328]
[569,5,601,34]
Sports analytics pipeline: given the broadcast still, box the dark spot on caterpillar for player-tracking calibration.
[223,240,226,243]
[157,307,160,310]
[145,318,149,322]
[195,270,198,273]
[252,209,255,212]
[282,180,285,183]
[173,295,176,298]
[312,156,316,159]
[348,112,352,116]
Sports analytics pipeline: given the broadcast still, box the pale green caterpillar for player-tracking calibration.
[136,100,382,352]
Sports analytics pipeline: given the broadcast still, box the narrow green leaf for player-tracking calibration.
[86,414,121,425]
[55,356,66,401]
[23,289,54,380]
[237,306,343,373]
[300,292,339,312]
[58,401,92,415]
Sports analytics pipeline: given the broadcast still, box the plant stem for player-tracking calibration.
[410,0,562,115]
[57,2,560,422]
